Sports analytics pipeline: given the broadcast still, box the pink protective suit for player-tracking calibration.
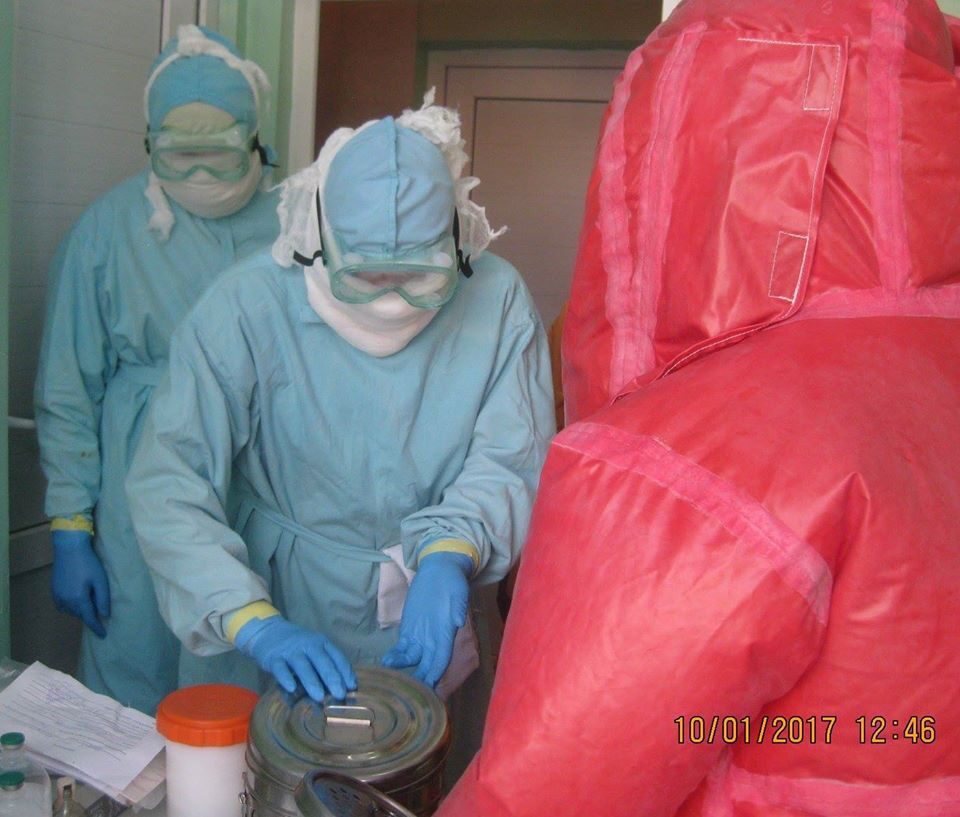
[437,1,960,815]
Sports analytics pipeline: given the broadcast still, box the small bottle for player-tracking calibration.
[0,771,45,817]
[54,777,88,817]
[0,732,53,814]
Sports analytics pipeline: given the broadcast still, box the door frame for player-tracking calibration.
[162,0,200,46]
[428,47,632,103]
[663,0,682,19]
[426,48,630,159]
[201,0,319,176]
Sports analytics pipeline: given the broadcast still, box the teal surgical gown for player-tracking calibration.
[34,170,279,713]
[126,249,554,692]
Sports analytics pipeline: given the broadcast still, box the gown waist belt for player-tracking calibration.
[237,495,392,564]
[115,363,164,387]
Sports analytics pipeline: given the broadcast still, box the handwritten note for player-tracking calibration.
[0,662,165,804]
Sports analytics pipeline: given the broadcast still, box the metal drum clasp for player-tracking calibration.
[322,703,376,746]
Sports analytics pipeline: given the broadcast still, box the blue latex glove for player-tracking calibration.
[234,616,357,701]
[51,530,111,638]
[381,551,472,688]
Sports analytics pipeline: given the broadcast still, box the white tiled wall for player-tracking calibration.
[8,0,163,671]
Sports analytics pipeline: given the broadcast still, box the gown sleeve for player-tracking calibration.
[400,264,557,585]
[126,305,270,655]
[34,209,117,521]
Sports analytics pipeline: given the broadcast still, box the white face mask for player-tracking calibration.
[303,264,439,357]
[158,151,262,219]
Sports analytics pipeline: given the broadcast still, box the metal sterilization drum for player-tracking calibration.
[294,771,416,817]
[242,667,449,817]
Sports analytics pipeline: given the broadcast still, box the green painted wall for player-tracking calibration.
[0,0,12,660]
[216,0,296,180]
[940,0,960,15]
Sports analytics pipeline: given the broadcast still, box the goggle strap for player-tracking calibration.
[453,209,474,279]
[305,197,471,279]
[253,133,277,169]
[293,249,324,267]
[295,189,326,268]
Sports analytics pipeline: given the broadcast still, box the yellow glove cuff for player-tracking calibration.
[225,601,281,643]
[50,515,95,536]
[417,538,480,574]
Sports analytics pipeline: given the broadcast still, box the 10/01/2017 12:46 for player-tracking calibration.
[674,714,937,745]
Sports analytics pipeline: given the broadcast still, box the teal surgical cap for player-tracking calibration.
[147,26,258,132]
[324,117,456,257]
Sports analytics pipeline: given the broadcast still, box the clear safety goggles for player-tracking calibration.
[294,193,473,309]
[327,234,460,309]
[146,124,258,182]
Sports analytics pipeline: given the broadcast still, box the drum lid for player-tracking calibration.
[247,667,449,792]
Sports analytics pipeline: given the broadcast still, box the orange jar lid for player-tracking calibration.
[156,684,259,747]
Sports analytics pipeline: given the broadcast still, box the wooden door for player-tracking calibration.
[429,50,629,327]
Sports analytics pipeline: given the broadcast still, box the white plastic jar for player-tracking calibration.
[156,684,259,817]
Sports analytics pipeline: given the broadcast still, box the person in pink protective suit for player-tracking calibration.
[437,1,960,816]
